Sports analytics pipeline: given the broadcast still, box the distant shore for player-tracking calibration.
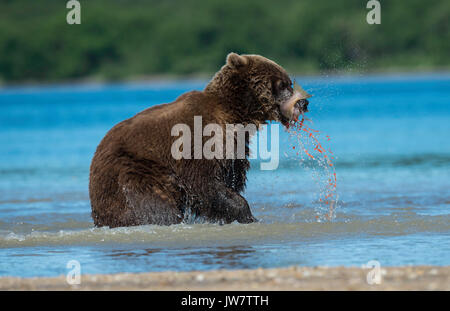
[1,266,448,290]
[1,69,450,90]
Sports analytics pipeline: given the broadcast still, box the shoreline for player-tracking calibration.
[1,69,450,91]
[1,265,448,290]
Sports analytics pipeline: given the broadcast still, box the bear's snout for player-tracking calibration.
[280,90,308,121]
[295,99,309,113]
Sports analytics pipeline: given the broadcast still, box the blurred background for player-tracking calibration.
[0,0,449,84]
[0,0,449,277]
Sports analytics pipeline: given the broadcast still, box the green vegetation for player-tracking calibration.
[0,0,448,83]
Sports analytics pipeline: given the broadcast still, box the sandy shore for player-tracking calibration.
[1,266,448,290]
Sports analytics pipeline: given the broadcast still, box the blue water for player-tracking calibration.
[0,74,449,277]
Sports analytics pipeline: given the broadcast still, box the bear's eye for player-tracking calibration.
[280,80,292,90]
[284,81,293,93]
[274,80,285,92]
[272,78,292,96]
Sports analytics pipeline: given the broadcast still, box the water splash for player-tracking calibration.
[286,115,338,221]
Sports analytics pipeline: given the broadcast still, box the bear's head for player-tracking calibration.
[206,52,309,126]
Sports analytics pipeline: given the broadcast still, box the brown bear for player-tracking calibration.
[89,53,308,227]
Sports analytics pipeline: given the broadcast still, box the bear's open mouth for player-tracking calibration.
[294,98,309,115]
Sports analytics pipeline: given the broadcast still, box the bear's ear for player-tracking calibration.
[226,52,248,69]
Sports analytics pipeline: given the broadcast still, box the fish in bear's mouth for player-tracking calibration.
[279,80,312,123]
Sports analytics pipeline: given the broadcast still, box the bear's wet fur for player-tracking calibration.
[89,53,295,227]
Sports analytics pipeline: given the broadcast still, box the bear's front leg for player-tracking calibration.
[211,183,257,224]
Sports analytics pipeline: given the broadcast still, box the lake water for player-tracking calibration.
[0,74,449,277]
